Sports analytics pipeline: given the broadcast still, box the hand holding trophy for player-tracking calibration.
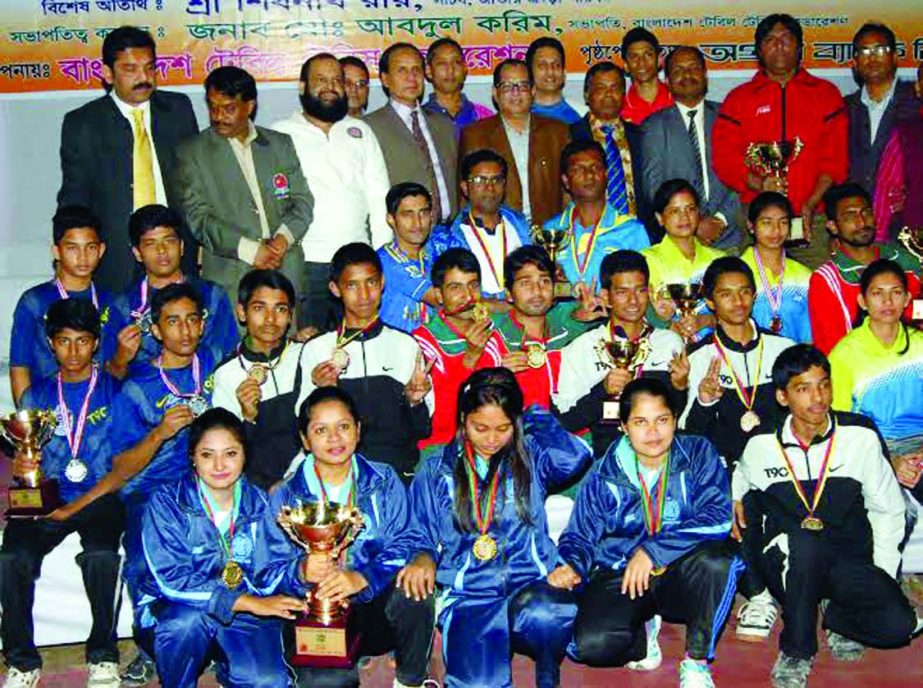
[596,336,650,422]
[665,283,703,342]
[746,137,805,239]
[531,225,572,299]
[0,409,61,517]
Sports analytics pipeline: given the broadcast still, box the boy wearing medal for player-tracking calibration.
[377,182,440,333]
[296,243,434,483]
[212,269,304,488]
[733,344,919,688]
[1,300,125,688]
[9,205,116,405]
[107,204,238,378]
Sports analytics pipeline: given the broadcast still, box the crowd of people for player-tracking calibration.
[3,12,923,688]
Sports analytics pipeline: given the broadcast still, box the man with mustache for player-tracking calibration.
[58,26,199,291]
[808,182,921,354]
[272,53,391,332]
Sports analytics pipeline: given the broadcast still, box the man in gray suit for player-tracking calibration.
[173,67,313,304]
[641,46,741,250]
[365,42,457,224]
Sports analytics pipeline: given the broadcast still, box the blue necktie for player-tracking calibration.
[602,125,629,215]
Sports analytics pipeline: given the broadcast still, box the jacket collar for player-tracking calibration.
[175,472,266,520]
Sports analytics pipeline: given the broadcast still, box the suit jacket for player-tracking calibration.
[846,80,920,196]
[641,101,742,249]
[172,126,313,303]
[364,103,458,220]
[58,90,199,291]
[460,114,570,226]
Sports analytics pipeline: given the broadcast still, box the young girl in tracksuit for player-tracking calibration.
[553,377,742,688]
[402,367,593,688]
[140,408,308,688]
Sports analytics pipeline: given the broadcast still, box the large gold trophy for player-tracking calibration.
[664,283,703,341]
[596,338,650,421]
[278,501,365,668]
[530,225,573,299]
[0,409,60,517]
[745,137,805,240]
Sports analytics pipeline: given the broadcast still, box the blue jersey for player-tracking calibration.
[378,243,435,334]
[106,276,238,372]
[10,280,116,383]
[111,347,219,498]
[531,99,582,125]
[741,248,813,344]
[19,370,122,503]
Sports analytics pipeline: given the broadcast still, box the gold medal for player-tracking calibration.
[330,347,350,370]
[801,516,824,532]
[247,364,268,385]
[472,533,498,561]
[222,560,244,589]
[471,302,491,323]
[525,343,546,369]
[740,410,761,432]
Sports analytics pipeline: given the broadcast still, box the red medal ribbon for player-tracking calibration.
[54,276,99,310]
[313,459,356,509]
[712,334,763,412]
[335,317,380,349]
[635,453,671,536]
[56,365,98,461]
[777,426,837,521]
[467,211,507,290]
[463,441,502,536]
[157,353,202,399]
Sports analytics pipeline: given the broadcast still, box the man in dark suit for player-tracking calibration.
[58,26,199,292]
[459,58,570,226]
[365,42,457,224]
[642,46,742,250]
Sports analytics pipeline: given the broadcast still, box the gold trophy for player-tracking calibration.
[899,227,923,321]
[596,338,650,421]
[531,225,573,299]
[664,283,703,341]
[745,137,805,240]
[0,409,60,518]
[278,501,365,668]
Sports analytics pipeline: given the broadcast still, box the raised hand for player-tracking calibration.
[236,377,263,422]
[697,356,725,405]
[669,349,690,391]
[405,352,435,405]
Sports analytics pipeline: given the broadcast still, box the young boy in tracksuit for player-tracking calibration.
[733,344,920,688]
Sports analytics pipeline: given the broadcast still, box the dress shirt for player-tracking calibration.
[110,92,167,207]
[390,99,451,219]
[860,79,898,144]
[674,101,710,200]
[503,117,532,221]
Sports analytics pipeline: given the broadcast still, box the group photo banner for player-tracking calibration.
[1,0,922,93]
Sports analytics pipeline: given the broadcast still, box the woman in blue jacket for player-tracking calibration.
[271,386,435,688]
[140,408,308,688]
[399,367,593,688]
[551,377,742,688]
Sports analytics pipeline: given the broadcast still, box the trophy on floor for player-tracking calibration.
[596,337,650,421]
[278,501,365,668]
[745,137,805,241]
[898,226,923,320]
[0,409,60,518]
[664,283,703,342]
[531,225,573,299]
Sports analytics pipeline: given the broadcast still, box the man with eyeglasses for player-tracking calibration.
[714,13,848,269]
[459,58,570,225]
[340,56,370,118]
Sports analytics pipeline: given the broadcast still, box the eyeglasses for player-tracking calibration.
[855,45,893,58]
[468,175,506,186]
[345,79,369,89]
[497,81,531,94]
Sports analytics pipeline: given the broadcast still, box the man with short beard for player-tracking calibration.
[272,53,391,331]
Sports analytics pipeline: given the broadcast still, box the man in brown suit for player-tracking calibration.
[458,59,570,226]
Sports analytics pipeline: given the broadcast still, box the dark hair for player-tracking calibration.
[379,42,422,75]
[128,204,181,248]
[426,37,464,65]
[386,182,432,216]
[652,178,700,215]
[461,149,509,181]
[747,191,793,225]
[297,386,361,436]
[560,139,605,173]
[621,28,660,59]
[453,368,531,532]
[329,242,382,283]
[583,61,625,96]
[151,282,203,324]
[237,269,295,308]
[618,377,676,423]
[772,344,830,391]
[852,22,897,55]
[504,245,554,292]
[204,66,257,102]
[339,55,369,79]
[600,250,650,290]
[53,206,102,245]
[493,58,532,88]
[526,37,566,70]
[101,26,155,69]
[432,247,481,288]
[822,182,872,219]
[703,256,756,299]
[299,52,339,83]
[755,14,804,54]
[664,46,706,76]
[188,408,247,460]
[45,298,101,341]
[858,259,911,354]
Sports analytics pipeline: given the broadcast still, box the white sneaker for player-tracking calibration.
[679,658,716,688]
[86,661,120,687]
[627,614,663,671]
[3,668,40,688]
[736,590,777,642]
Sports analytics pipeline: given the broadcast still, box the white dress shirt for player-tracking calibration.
[503,117,531,221]
[110,92,167,207]
[674,101,710,200]
[389,99,451,220]
[459,216,525,295]
[861,78,897,143]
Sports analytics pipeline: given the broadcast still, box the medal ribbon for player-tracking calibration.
[635,453,671,536]
[130,278,150,321]
[54,276,99,310]
[313,458,356,509]
[712,335,763,412]
[776,428,837,521]
[157,353,202,399]
[463,441,502,536]
[510,311,549,350]
[335,317,380,350]
[197,478,240,562]
[566,205,603,280]
[752,248,785,318]
[467,211,507,290]
[56,365,98,460]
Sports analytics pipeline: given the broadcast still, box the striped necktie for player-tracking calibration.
[410,110,443,223]
[131,107,156,209]
[686,109,707,201]
[602,125,629,215]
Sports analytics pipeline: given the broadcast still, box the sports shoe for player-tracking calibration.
[626,614,663,671]
[736,590,778,641]
[770,652,813,688]
[825,630,864,661]
[120,652,156,686]
[3,668,40,688]
[86,661,120,687]
[679,658,716,688]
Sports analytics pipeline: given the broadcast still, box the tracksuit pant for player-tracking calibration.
[0,494,124,671]
[572,541,743,666]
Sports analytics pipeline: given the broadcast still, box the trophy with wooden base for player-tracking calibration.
[531,225,573,299]
[596,338,650,422]
[745,137,806,242]
[1,409,60,518]
[278,501,365,668]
